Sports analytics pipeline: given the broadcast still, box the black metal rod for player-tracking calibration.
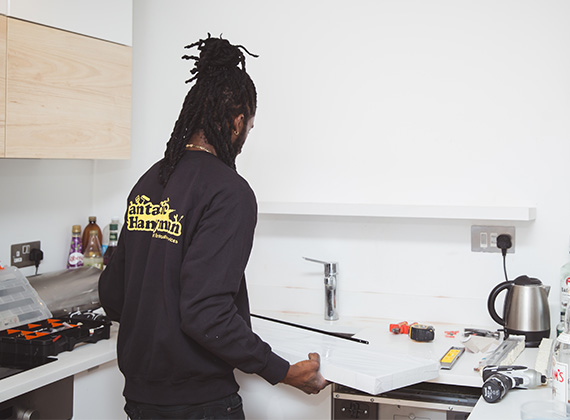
[251,313,369,345]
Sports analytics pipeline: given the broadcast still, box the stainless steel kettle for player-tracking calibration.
[487,275,551,347]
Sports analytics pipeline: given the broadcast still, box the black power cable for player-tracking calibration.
[496,234,512,281]
[29,248,44,275]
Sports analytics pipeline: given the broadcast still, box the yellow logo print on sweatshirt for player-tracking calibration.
[127,195,183,243]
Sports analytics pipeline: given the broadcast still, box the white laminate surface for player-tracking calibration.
[467,344,551,420]
[253,311,555,419]
[253,311,494,388]
[0,324,118,403]
[252,317,440,395]
[0,312,555,420]
[469,387,553,420]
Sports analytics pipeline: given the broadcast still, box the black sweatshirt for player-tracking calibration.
[98,151,289,405]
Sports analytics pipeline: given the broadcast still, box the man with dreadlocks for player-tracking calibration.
[98,35,328,419]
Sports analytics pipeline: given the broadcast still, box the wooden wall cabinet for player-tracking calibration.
[0,15,6,158]
[1,18,131,159]
[7,0,132,46]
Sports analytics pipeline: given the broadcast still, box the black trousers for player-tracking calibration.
[125,393,245,420]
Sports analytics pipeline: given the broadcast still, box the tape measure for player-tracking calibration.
[409,324,435,342]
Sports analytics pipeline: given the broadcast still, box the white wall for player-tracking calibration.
[0,1,567,418]
[0,159,94,276]
[0,0,132,277]
[95,0,570,328]
[2,0,569,342]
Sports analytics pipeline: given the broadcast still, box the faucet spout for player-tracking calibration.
[303,257,339,321]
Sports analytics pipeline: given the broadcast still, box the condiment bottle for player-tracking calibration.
[84,230,103,270]
[101,216,121,254]
[81,216,102,252]
[558,246,570,336]
[67,225,84,269]
[551,308,570,402]
[103,221,119,268]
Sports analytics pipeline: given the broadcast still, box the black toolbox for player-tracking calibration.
[0,313,111,367]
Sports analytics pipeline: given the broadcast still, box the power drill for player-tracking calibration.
[481,365,547,403]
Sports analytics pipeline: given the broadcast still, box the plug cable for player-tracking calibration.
[496,234,512,281]
[29,248,44,275]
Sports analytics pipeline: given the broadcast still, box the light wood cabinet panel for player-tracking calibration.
[7,0,132,46]
[5,18,131,159]
[0,15,6,158]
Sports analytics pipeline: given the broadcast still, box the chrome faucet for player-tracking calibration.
[303,257,339,321]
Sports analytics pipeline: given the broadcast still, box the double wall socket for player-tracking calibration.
[471,226,515,253]
[10,241,41,268]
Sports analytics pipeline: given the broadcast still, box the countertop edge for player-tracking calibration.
[1,314,547,420]
[0,324,118,403]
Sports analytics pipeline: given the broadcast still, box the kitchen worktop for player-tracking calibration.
[250,311,551,420]
[0,312,553,419]
[251,315,440,395]
[251,310,493,388]
[0,324,118,403]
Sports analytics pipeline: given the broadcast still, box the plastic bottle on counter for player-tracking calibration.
[67,224,84,269]
[83,230,103,270]
[101,216,121,254]
[558,247,570,336]
[551,307,570,403]
[103,220,119,268]
[81,216,102,252]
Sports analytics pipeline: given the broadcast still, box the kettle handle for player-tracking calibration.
[487,281,513,326]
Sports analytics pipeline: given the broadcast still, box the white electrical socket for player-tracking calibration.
[471,226,515,253]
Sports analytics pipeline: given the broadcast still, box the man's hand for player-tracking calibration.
[281,352,329,394]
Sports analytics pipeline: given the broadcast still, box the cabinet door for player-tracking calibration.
[0,15,6,158]
[235,371,331,420]
[5,18,131,159]
[74,360,125,420]
[7,0,132,46]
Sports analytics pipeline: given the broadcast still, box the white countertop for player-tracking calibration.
[251,311,493,388]
[0,324,118,403]
[468,343,552,420]
[469,387,552,420]
[251,311,554,420]
[0,312,555,420]
[252,316,440,395]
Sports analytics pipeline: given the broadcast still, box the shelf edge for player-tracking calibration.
[257,202,536,222]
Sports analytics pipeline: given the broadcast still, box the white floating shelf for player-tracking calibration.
[258,202,536,222]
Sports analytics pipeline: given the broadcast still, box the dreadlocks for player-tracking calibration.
[159,34,258,186]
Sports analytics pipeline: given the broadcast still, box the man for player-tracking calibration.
[99,34,328,419]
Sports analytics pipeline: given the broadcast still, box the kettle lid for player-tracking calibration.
[513,275,542,286]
